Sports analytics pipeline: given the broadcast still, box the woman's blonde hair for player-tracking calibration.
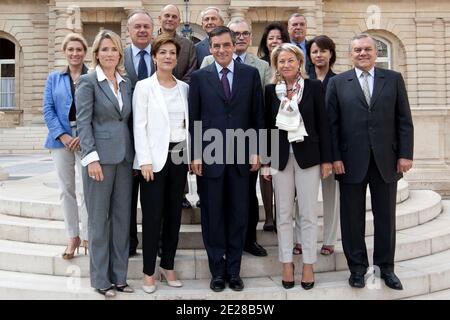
[91,29,125,75]
[61,33,88,52]
[270,43,308,83]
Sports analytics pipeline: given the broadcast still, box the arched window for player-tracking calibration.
[373,37,391,70]
[0,38,15,108]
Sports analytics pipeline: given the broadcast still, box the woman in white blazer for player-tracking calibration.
[132,34,190,294]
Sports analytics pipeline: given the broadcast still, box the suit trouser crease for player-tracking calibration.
[273,154,319,264]
[139,151,187,276]
[51,146,88,241]
[84,160,132,289]
[246,171,260,245]
[321,173,340,246]
[200,165,249,277]
[339,153,397,274]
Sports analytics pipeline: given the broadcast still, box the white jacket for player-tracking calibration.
[132,74,190,172]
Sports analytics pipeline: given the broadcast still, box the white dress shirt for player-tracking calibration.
[214,60,234,92]
[355,67,375,97]
[132,43,152,77]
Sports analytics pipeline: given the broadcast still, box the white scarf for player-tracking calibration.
[275,77,308,143]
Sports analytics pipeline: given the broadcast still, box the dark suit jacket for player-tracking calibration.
[123,45,156,92]
[309,69,336,92]
[195,37,210,69]
[173,34,197,84]
[189,62,264,178]
[326,67,414,184]
[265,80,332,171]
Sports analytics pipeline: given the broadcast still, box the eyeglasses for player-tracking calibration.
[232,31,251,38]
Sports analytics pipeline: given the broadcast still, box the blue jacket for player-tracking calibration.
[43,66,87,149]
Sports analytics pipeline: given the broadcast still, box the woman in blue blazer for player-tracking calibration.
[43,33,89,260]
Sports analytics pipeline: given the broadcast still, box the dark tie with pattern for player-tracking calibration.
[138,50,148,81]
[220,68,231,100]
[235,56,242,63]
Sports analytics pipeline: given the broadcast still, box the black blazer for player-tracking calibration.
[189,62,265,178]
[265,79,332,171]
[326,68,414,184]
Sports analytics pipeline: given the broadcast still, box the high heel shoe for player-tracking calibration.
[82,240,88,255]
[62,236,81,260]
[159,267,183,287]
[281,264,295,289]
[142,274,157,294]
[301,265,315,290]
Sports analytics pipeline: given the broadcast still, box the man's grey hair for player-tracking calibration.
[349,33,378,52]
[227,17,251,33]
[127,9,153,26]
[200,6,224,22]
[288,13,307,26]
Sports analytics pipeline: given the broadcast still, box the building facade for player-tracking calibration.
[0,0,449,194]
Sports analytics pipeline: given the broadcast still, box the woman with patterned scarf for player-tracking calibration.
[262,43,332,290]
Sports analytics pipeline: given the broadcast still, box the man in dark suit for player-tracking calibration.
[195,7,224,68]
[189,26,264,292]
[327,33,414,290]
[124,9,155,256]
[288,13,313,77]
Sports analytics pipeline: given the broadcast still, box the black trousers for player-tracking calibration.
[245,170,259,246]
[139,150,188,276]
[339,151,397,275]
[129,173,139,252]
[200,165,249,278]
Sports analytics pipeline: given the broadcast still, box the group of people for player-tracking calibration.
[42,4,414,297]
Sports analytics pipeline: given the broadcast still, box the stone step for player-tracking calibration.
[406,288,450,300]
[0,205,447,280]
[0,150,49,155]
[0,190,440,248]
[0,179,410,223]
[2,247,450,299]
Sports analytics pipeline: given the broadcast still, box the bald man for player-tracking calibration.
[158,4,197,83]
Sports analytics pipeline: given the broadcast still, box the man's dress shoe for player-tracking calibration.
[129,249,137,257]
[227,276,244,291]
[381,272,403,290]
[244,242,268,257]
[210,276,225,292]
[349,273,365,288]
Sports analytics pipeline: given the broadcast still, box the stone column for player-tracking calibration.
[303,9,317,38]
[0,112,9,181]
[53,7,78,69]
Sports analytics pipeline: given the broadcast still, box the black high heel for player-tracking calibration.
[282,264,295,289]
[301,265,315,290]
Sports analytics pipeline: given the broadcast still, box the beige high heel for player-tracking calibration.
[142,274,157,294]
[159,267,183,287]
[82,240,88,255]
[62,236,81,260]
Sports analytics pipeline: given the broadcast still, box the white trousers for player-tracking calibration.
[51,147,88,241]
[294,173,340,246]
[272,154,320,264]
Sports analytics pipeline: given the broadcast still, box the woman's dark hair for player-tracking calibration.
[152,34,181,58]
[306,35,337,69]
[257,22,290,60]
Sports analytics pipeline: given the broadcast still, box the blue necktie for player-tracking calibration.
[235,56,242,63]
[220,68,231,100]
[138,50,148,81]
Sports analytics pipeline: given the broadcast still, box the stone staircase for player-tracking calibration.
[0,174,449,300]
[0,126,48,154]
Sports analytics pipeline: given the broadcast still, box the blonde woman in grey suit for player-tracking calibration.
[76,30,134,297]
